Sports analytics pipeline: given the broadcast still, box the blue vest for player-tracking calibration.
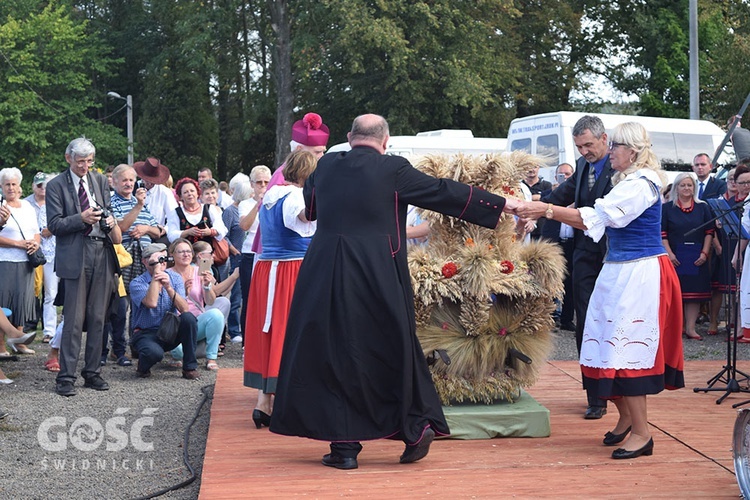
[605,180,665,263]
[258,193,311,260]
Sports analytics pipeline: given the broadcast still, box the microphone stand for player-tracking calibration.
[692,196,750,403]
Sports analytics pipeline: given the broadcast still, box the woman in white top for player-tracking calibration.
[166,177,228,244]
[0,167,41,354]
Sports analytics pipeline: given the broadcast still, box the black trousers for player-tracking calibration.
[330,442,363,458]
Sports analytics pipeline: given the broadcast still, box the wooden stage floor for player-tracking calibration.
[200,361,746,498]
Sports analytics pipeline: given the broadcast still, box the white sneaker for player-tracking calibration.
[230,335,243,344]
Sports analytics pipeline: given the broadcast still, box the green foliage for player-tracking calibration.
[0,1,124,179]
[293,0,521,140]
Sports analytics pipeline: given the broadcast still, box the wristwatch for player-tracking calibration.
[545,203,554,219]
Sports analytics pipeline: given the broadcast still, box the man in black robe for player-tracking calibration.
[270,114,519,469]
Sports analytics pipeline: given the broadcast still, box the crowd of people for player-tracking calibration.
[3,110,750,467]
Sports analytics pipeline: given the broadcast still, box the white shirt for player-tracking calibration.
[145,184,179,226]
[166,203,228,243]
[0,200,40,262]
[237,198,260,254]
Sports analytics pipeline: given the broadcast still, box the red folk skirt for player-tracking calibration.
[582,255,685,397]
[243,259,303,393]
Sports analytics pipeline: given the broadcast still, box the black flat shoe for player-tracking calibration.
[252,409,271,429]
[400,428,435,464]
[612,438,654,459]
[322,453,358,470]
[83,375,110,391]
[603,426,631,446]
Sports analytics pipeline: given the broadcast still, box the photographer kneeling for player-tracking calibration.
[129,243,199,379]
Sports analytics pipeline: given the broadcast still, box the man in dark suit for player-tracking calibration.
[693,153,726,201]
[541,163,576,331]
[527,116,614,419]
[46,137,122,396]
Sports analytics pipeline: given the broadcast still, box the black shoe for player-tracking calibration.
[83,375,109,391]
[135,369,151,378]
[560,321,576,331]
[252,409,271,429]
[400,428,435,464]
[56,381,77,397]
[584,406,607,419]
[322,453,358,470]
[603,426,631,446]
[0,409,9,419]
[612,438,654,459]
[116,356,133,367]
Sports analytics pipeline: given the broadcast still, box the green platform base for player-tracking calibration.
[442,390,550,440]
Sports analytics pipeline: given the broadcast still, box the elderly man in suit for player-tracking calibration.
[524,116,615,420]
[46,137,122,396]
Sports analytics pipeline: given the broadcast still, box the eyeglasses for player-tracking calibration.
[35,184,45,188]
[174,250,193,255]
[254,180,269,186]
[736,181,750,186]
[608,141,627,150]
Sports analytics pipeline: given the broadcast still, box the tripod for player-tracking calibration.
[693,197,750,404]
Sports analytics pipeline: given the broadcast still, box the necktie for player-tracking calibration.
[78,178,92,236]
[699,182,705,198]
[588,163,596,189]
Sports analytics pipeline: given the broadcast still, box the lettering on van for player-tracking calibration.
[510,122,559,134]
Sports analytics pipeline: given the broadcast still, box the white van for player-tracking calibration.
[328,129,507,158]
[506,111,735,183]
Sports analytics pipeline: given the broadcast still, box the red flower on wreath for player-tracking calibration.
[501,186,516,196]
[498,327,508,336]
[442,262,458,278]
[500,260,514,274]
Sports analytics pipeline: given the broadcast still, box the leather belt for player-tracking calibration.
[87,236,106,242]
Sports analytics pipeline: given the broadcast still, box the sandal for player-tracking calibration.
[206,360,219,371]
[684,332,703,341]
[44,358,60,372]
[166,359,183,369]
[12,344,36,354]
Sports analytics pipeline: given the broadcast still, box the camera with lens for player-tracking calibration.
[98,206,113,233]
[135,180,145,190]
[149,255,174,267]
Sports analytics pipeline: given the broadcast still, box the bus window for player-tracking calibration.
[537,134,559,167]
[674,133,716,164]
[511,138,531,153]
[650,132,678,165]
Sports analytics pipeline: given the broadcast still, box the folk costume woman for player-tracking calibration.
[518,122,684,460]
[243,150,318,430]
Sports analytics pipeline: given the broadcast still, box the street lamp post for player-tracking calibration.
[107,91,134,165]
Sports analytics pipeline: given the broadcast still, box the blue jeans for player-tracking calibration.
[132,312,198,373]
[171,308,224,361]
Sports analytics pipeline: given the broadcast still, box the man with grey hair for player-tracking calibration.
[525,115,615,419]
[46,137,122,396]
[270,113,519,469]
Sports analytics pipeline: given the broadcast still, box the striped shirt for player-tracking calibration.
[111,192,160,249]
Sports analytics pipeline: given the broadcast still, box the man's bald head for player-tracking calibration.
[348,114,390,153]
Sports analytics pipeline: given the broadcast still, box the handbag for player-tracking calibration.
[211,237,230,266]
[9,211,46,268]
[156,311,181,346]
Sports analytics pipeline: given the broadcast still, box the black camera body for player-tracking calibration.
[98,206,113,233]
[135,180,145,190]
[159,255,175,265]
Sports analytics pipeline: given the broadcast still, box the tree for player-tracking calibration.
[292,0,521,141]
[0,1,124,177]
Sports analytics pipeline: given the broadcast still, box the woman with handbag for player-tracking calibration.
[165,177,228,252]
[0,167,41,354]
